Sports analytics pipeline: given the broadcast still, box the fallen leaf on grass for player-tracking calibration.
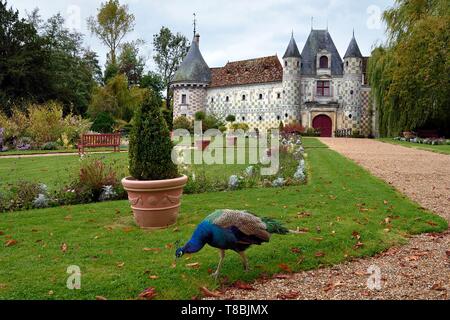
[199,286,222,298]
[277,290,299,300]
[426,221,438,226]
[122,227,134,233]
[278,263,292,273]
[186,262,200,269]
[143,248,161,253]
[233,281,255,290]
[64,215,72,221]
[165,243,174,249]
[48,290,54,296]
[352,231,361,240]
[0,231,4,236]
[315,251,325,258]
[297,212,311,218]
[116,262,125,268]
[96,296,107,300]
[291,247,302,254]
[170,261,177,268]
[353,241,364,250]
[138,287,157,300]
[5,239,17,247]
[148,275,159,280]
[60,243,68,253]
[383,200,388,205]
[290,227,309,234]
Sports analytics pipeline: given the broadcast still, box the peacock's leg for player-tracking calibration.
[238,251,249,271]
[211,249,225,280]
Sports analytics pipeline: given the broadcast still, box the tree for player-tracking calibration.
[128,90,178,180]
[226,115,236,123]
[140,71,164,99]
[118,40,145,86]
[0,1,51,114]
[153,27,189,110]
[368,0,450,136]
[88,74,147,122]
[87,0,135,65]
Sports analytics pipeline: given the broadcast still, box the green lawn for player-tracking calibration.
[378,138,450,155]
[0,138,446,299]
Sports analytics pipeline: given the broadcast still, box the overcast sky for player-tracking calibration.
[13,0,394,70]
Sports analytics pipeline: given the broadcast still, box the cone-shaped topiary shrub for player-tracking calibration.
[128,91,179,180]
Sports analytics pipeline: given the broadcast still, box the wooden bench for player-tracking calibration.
[78,133,121,155]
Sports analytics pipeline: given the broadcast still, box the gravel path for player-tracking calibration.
[212,138,450,300]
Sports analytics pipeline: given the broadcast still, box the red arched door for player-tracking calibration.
[313,115,332,137]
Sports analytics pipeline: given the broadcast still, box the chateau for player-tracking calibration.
[171,29,376,137]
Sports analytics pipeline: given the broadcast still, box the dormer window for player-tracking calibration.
[258,94,263,100]
[277,93,281,99]
[225,96,229,102]
[319,56,329,69]
[285,61,288,67]
[242,95,246,101]
[211,97,214,103]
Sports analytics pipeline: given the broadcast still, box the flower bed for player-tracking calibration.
[393,136,450,145]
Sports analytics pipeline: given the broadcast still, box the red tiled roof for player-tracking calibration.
[210,55,282,88]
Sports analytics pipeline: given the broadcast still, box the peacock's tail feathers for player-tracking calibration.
[261,217,289,235]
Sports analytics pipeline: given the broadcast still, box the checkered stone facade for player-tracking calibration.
[173,84,208,119]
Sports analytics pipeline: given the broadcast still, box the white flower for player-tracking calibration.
[245,166,255,177]
[294,170,306,181]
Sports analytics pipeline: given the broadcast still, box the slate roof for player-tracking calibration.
[171,36,211,84]
[283,35,301,59]
[209,55,282,88]
[301,30,343,76]
[344,35,363,58]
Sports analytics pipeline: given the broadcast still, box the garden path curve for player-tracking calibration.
[213,138,450,300]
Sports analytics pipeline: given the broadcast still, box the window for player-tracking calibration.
[285,113,289,118]
[211,97,214,103]
[277,115,281,121]
[181,94,187,104]
[316,81,330,96]
[225,96,229,102]
[297,61,300,67]
[258,116,263,121]
[348,113,353,119]
[319,56,328,68]
[277,93,281,99]
[285,61,288,67]
[259,94,263,100]
[242,116,245,121]
[242,95,246,101]
[350,90,354,95]
[346,61,349,67]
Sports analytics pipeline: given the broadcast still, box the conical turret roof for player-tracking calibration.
[283,34,301,59]
[172,35,211,84]
[344,33,363,59]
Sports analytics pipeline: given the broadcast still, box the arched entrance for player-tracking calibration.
[313,115,332,137]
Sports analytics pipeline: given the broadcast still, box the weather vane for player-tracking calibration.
[193,13,197,37]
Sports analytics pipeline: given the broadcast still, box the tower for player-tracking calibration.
[342,31,363,130]
[282,33,302,124]
[171,33,211,120]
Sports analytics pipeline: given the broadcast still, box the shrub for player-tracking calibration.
[231,122,249,132]
[0,181,44,211]
[61,114,92,147]
[129,91,179,180]
[173,116,193,132]
[41,141,59,150]
[282,123,304,135]
[225,115,236,123]
[218,126,227,133]
[194,111,206,121]
[162,108,173,130]
[302,127,321,137]
[91,112,116,133]
[27,102,65,145]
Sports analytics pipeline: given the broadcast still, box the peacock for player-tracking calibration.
[175,209,289,279]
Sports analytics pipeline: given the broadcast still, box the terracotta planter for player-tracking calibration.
[121,175,188,229]
[196,140,211,150]
[227,136,238,146]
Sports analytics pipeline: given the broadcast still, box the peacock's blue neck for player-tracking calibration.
[182,221,211,254]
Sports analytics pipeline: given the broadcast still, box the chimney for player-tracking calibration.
[194,33,200,46]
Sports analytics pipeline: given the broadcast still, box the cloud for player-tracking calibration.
[12,0,393,69]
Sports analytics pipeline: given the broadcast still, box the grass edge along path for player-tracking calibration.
[377,138,450,155]
[0,138,447,300]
